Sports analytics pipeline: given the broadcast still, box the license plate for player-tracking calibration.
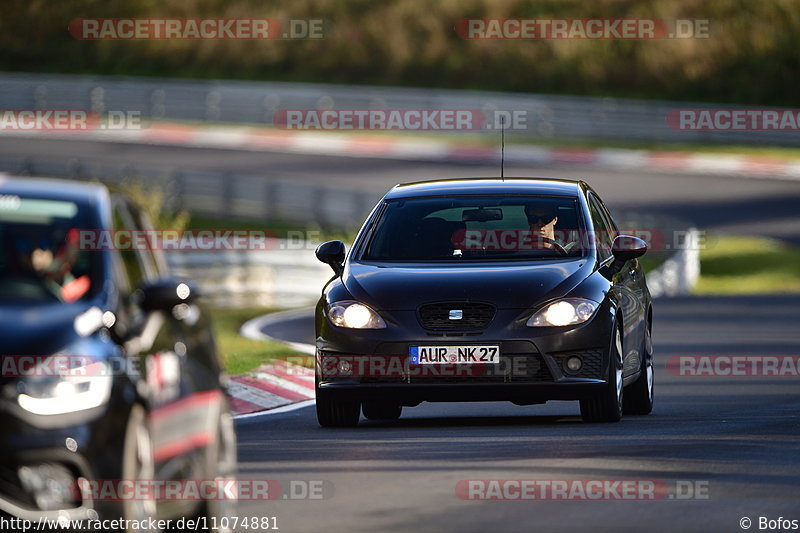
[410,345,500,364]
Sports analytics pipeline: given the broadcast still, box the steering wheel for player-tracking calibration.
[538,237,568,255]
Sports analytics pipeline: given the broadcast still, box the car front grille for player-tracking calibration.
[417,302,495,331]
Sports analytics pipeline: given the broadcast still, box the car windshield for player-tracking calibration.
[0,194,100,304]
[362,195,584,262]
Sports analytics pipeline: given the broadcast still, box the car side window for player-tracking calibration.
[587,193,613,262]
[111,204,138,292]
[112,199,157,289]
[593,193,619,235]
[127,203,169,276]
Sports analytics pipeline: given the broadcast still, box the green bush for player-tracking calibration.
[2,0,799,104]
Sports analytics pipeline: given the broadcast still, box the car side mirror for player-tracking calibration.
[135,278,197,312]
[316,240,345,277]
[612,235,648,262]
[605,235,648,278]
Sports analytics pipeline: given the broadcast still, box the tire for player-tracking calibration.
[316,391,361,427]
[580,321,624,423]
[362,402,402,421]
[121,404,159,532]
[202,407,238,533]
[623,317,654,415]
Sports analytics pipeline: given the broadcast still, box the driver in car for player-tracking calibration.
[17,231,90,302]
[524,203,576,251]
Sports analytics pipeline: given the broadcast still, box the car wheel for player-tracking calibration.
[121,404,160,532]
[201,407,238,533]
[623,317,654,415]
[362,402,402,421]
[580,321,624,423]
[316,391,360,427]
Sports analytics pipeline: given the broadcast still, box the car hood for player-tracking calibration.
[343,259,592,311]
[0,302,95,358]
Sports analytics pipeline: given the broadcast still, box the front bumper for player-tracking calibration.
[315,302,615,404]
[0,448,97,522]
[0,386,130,522]
[317,380,609,404]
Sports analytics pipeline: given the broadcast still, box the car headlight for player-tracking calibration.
[327,301,386,329]
[527,298,599,327]
[17,358,113,416]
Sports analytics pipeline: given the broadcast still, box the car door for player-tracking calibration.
[110,197,181,411]
[109,199,217,515]
[595,195,648,364]
[587,192,645,378]
[127,202,223,398]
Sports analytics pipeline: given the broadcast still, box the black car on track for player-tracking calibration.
[0,176,236,530]
[314,178,654,427]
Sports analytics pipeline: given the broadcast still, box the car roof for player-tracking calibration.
[0,175,109,204]
[384,177,585,200]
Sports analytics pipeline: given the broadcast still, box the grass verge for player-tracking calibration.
[208,307,310,376]
[694,236,800,295]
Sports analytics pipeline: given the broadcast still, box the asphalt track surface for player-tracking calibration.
[244,295,800,533]
[4,137,800,532]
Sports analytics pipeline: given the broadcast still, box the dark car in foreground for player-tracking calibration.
[314,178,653,427]
[0,176,236,530]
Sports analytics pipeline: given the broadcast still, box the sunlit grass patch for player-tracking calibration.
[694,236,800,294]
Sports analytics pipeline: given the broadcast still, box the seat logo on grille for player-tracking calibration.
[449,309,463,320]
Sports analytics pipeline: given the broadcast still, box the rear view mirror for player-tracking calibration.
[135,278,197,312]
[462,208,503,222]
[316,240,345,276]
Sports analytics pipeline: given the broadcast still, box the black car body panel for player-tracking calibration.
[341,259,592,311]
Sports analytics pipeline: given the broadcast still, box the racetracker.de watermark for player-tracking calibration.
[456,479,709,500]
[316,353,542,379]
[273,109,527,131]
[76,229,325,251]
[73,478,332,501]
[450,228,706,252]
[454,18,711,40]
[667,109,800,131]
[0,110,141,131]
[68,18,327,40]
[1,355,121,378]
[666,355,800,377]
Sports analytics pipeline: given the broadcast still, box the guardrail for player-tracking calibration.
[171,213,698,308]
[0,168,697,306]
[645,228,701,298]
[167,246,333,309]
[1,71,796,146]
[175,239,697,307]
[0,156,381,231]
